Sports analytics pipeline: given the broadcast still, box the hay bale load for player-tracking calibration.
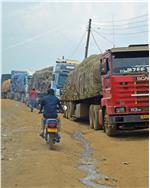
[29,67,53,93]
[61,54,102,101]
[1,79,11,98]
[2,79,11,93]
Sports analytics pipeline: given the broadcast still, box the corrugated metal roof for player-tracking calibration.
[109,44,149,53]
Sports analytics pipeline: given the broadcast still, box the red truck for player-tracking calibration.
[62,44,149,136]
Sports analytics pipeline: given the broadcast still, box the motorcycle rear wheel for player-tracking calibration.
[49,139,54,150]
[47,134,55,150]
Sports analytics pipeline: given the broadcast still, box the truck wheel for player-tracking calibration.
[66,102,69,119]
[68,102,75,119]
[64,108,67,118]
[104,111,116,136]
[63,102,67,118]
[89,105,94,129]
[93,105,101,130]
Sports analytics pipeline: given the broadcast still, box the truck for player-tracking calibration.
[1,74,11,83]
[28,66,53,108]
[61,44,149,136]
[10,70,29,102]
[1,74,11,98]
[51,58,80,98]
[1,79,11,98]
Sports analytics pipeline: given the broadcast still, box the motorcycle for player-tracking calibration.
[43,118,60,150]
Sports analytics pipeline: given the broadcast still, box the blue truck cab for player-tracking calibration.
[51,59,80,98]
[10,70,29,101]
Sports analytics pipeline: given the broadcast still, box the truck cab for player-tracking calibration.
[10,70,29,102]
[51,59,80,98]
[100,44,149,135]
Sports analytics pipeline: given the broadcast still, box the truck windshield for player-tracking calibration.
[112,51,149,75]
[58,74,68,87]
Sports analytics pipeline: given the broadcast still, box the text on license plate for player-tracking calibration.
[47,128,57,133]
[140,115,149,119]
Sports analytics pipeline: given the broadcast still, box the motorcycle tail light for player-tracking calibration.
[48,123,57,128]
[46,119,58,128]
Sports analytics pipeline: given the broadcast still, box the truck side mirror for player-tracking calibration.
[100,62,106,75]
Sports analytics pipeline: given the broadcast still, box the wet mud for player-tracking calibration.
[73,130,111,188]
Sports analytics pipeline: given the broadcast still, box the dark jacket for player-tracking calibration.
[40,95,62,118]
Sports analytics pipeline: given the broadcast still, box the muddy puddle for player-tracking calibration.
[73,130,111,188]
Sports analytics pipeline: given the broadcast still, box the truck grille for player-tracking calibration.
[115,79,149,108]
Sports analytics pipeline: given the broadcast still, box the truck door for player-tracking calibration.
[102,58,111,98]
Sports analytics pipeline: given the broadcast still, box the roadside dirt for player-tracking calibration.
[1,99,149,188]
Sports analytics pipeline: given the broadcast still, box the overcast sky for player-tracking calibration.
[2,1,148,74]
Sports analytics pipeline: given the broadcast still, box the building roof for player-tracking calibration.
[109,44,149,53]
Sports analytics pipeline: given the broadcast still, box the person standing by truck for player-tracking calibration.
[29,88,38,112]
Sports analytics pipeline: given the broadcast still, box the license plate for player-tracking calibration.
[140,115,149,119]
[47,128,57,133]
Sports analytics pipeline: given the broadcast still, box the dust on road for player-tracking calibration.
[1,99,149,188]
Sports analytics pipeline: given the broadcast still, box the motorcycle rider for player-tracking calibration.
[39,88,63,139]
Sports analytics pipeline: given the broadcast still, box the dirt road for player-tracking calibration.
[1,99,149,188]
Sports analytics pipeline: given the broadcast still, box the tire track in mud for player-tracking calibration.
[73,130,111,188]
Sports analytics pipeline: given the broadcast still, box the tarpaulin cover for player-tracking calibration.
[28,67,53,93]
[61,54,102,101]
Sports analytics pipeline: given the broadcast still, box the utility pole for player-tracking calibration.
[85,18,92,58]
[112,15,115,48]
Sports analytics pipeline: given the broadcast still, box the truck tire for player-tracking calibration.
[93,105,101,130]
[68,102,75,119]
[64,102,69,119]
[89,105,94,129]
[63,102,67,118]
[66,102,70,119]
[104,110,116,136]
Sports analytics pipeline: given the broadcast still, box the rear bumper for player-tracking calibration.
[110,114,149,124]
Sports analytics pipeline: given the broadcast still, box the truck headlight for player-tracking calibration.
[115,107,126,113]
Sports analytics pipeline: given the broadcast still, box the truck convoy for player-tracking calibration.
[61,44,149,136]
[51,58,80,98]
[10,70,29,102]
